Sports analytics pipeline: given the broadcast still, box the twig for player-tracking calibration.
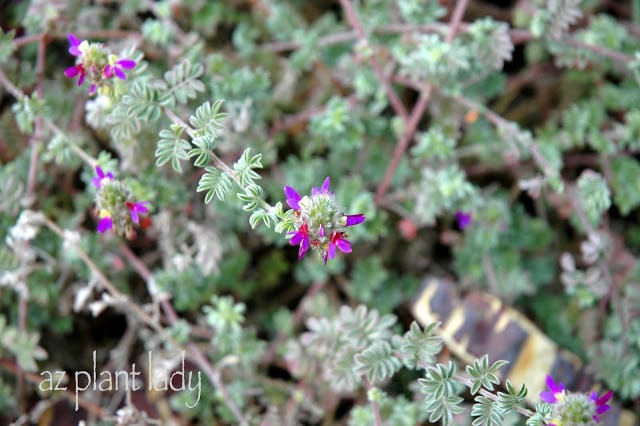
[365,379,383,426]
[375,0,469,204]
[119,243,249,425]
[338,0,409,122]
[38,217,249,424]
[374,88,432,204]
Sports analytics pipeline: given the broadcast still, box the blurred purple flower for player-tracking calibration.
[590,390,613,422]
[343,214,365,226]
[288,222,310,259]
[104,59,136,80]
[64,63,86,86]
[92,166,114,189]
[311,176,332,196]
[455,211,472,229]
[126,201,149,224]
[284,185,302,210]
[97,216,113,233]
[540,375,565,404]
[68,33,82,56]
[324,231,351,264]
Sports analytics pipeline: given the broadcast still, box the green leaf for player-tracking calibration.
[155,124,191,172]
[189,99,227,140]
[471,396,504,426]
[497,380,527,411]
[0,30,16,63]
[354,341,401,384]
[609,156,640,215]
[249,208,274,229]
[188,135,215,168]
[11,93,48,134]
[423,393,464,425]
[392,321,442,370]
[121,81,162,122]
[162,60,205,105]
[232,148,262,187]
[196,166,232,204]
[465,355,508,394]
[419,361,459,400]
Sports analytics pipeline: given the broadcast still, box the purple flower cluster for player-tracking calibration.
[541,375,613,425]
[92,166,149,237]
[64,34,136,94]
[285,177,365,263]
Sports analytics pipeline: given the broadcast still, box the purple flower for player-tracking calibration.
[288,223,310,259]
[540,375,565,404]
[323,231,352,263]
[97,215,113,233]
[92,166,114,189]
[65,63,86,86]
[343,214,365,226]
[284,185,302,210]
[68,33,82,56]
[590,390,613,422]
[283,177,364,263]
[311,176,331,196]
[104,59,136,80]
[455,211,472,229]
[126,201,149,224]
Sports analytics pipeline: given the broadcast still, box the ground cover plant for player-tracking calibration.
[1,0,640,424]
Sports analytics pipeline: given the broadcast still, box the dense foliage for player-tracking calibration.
[1,0,639,424]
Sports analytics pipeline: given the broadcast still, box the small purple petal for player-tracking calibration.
[128,201,149,224]
[596,391,613,405]
[298,237,309,259]
[546,375,564,394]
[321,176,330,193]
[318,225,325,238]
[114,66,127,80]
[78,73,85,86]
[284,186,301,210]
[97,217,113,233]
[64,66,79,78]
[88,83,96,94]
[327,241,336,260]
[68,33,80,46]
[135,201,149,214]
[117,59,136,69]
[336,238,352,253]
[68,33,81,56]
[455,211,472,229]
[540,391,557,404]
[289,231,303,246]
[103,65,113,78]
[345,214,365,226]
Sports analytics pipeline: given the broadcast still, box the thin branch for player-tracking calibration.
[118,243,249,425]
[375,88,432,204]
[365,379,383,426]
[375,0,470,204]
[338,0,409,122]
[39,217,249,424]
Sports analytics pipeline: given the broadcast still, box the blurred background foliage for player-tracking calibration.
[1,0,640,424]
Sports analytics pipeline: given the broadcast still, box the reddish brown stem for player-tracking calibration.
[338,0,409,122]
